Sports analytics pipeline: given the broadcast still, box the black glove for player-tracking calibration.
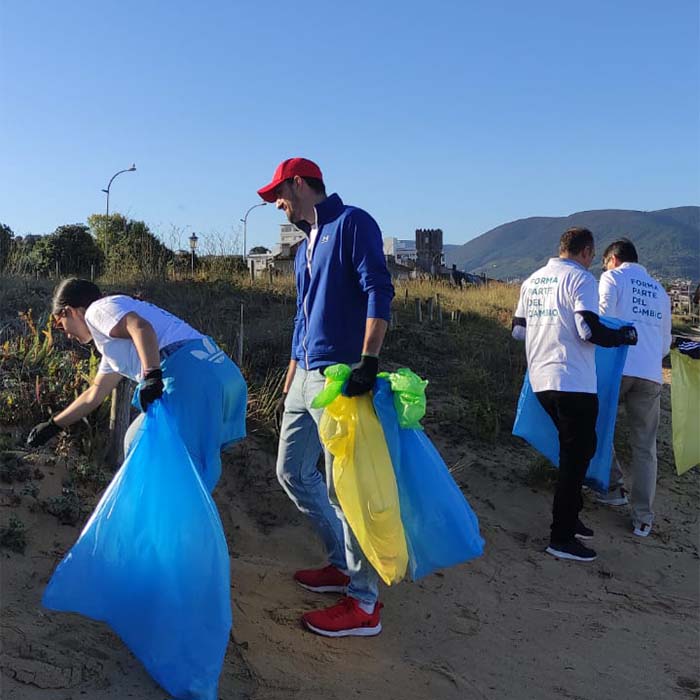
[139,368,164,411]
[620,326,638,346]
[275,393,287,428]
[27,417,61,447]
[344,355,379,397]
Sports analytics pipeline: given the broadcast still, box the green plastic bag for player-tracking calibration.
[377,368,428,430]
[671,348,700,475]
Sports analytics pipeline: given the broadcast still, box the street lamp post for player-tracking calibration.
[240,202,268,266]
[102,163,136,216]
[102,163,135,469]
[189,232,199,275]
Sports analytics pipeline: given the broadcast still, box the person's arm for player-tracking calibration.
[282,359,298,394]
[361,317,388,356]
[662,294,672,357]
[511,281,527,341]
[53,371,124,427]
[27,371,123,447]
[349,210,394,330]
[344,320,387,397]
[598,271,617,317]
[575,311,637,347]
[108,312,161,374]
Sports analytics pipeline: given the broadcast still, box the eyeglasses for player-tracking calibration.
[52,307,68,329]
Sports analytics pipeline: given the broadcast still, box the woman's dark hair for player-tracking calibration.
[51,278,102,315]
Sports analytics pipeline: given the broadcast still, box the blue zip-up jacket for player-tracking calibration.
[291,193,394,370]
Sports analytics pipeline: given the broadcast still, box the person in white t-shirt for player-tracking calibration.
[512,228,637,562]
[596,239,672,538]
[26,278,247,492]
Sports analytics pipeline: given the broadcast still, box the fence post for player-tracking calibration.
[404,288,409,306]
[427,296,434,321]
[237,303,244,366]
[415,298,423,323]
[106,379,133,468]
[437,294,442,325]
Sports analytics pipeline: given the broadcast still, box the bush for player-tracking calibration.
[0,515,27,553]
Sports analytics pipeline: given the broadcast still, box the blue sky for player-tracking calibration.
[1,0,698,253]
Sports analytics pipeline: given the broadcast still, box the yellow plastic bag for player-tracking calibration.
[314,365,408,585]
[671,348,700,475]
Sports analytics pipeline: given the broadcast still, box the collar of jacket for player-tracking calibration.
[293,193,344,235]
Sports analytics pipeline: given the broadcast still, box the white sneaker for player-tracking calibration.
[596,485,629,507]
[633,522,652,538]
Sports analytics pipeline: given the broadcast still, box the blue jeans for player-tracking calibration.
[276,367,379,606]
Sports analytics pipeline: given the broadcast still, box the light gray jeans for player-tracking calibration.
[276,367,379,606]
[608,375,662,527]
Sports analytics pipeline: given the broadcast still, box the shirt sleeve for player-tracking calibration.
[572,272,599,314]
[86,297,135,337]
[347,209,394,321]
[290,249,304,360]
[514,280,527,319]
[598,271,617,317]
[662,292,672,357]
[97,354,117,375]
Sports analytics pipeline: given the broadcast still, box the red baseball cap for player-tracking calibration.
[257,157,324,202]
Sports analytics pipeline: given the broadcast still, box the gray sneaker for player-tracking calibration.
[596,485,628,506]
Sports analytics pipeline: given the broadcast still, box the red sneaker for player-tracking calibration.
[294,565,350,593]
[302,597,383,637]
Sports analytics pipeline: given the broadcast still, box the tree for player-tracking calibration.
[0,223,13,271]
[88,214,173,278]
[30,224,103,277]
[249,246,271,255]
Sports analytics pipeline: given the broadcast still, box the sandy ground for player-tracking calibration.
[1,372,698,700]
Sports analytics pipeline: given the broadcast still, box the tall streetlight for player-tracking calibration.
[102,163,136,216]
[189,232,199,275]
[240,202,268,262]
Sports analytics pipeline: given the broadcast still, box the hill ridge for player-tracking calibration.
[444,206,699,280]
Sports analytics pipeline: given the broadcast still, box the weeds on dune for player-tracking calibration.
[0,514,27,553]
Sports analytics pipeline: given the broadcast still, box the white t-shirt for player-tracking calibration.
[599,262,671,384]
[515,257,599,393]
[85,296,202,381]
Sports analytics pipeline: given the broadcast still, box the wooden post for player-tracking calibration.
[249,260,255,284]
[437,294,442,325]
[428,296,434,321]
[268,265,273,285]
[404,288,409,306]
[415,298,423,323]
[237,303,244,366]
[106,379,133,468]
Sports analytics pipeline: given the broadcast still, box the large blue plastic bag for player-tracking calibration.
[373,379,485,580]
[512,317,630,492]
[42,400,232,700]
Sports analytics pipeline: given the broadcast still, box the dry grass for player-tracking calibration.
[1,273,526,450]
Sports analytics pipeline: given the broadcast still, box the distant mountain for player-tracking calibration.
[444,206,700,281]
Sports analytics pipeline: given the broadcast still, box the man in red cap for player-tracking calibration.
[258,158,394,637]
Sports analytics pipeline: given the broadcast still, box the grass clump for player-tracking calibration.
[0,515,27,553]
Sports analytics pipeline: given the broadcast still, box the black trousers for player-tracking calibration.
[535,391,599,544]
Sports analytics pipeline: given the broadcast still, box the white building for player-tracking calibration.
[383,237,417,265]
